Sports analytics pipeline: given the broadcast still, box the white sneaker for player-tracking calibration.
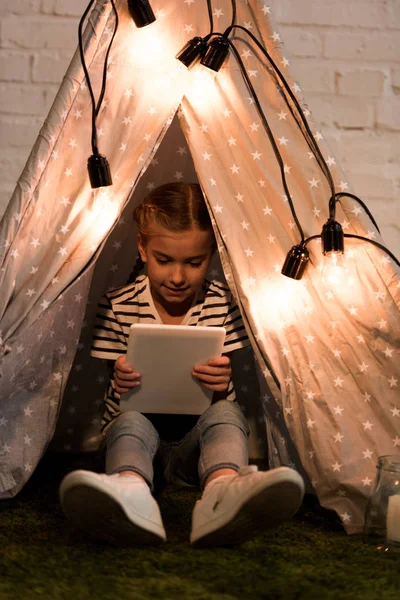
[190,465,305,547]
[59,470,166,545]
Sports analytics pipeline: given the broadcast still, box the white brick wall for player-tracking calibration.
[0,0,399,254]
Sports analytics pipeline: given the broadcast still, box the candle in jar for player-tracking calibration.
[386,494,400,543]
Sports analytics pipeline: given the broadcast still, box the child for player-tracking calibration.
[59,182,304,547]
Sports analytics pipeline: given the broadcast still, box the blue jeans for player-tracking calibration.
[104,400,250,491]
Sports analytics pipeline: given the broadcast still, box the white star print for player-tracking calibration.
[341,512,351,523]
[393,436,400,447]
[64,167,73,177]
[309,178,319,188]
[245,248,254,258]
[334,433,344,443]
[326,156,336,166]
[356,334,365,344]
[263,206,272,216]
[390,407,400,417]
[40,299,50,310]
[362,420,373,430]
[230,164,240,174]
[183,24,194,34]
[333,349,342,358]
[349,306,358,316]
[213,8,223,17]
[362,449,373,459]
[228,137,236,146]
[363,392,371,403]
[307,418,316,428]
[332,462,342,472]
[312,207,321,218]
[250,122,260,132]
[278,136,288,146]
[24,407,33,417]
[277,110,287,120]
[251,151,262,160]
[378,319,387,330]
[213,204,223,214]
[334,376,344,387]
[359,362,369,373]
[241,221,249,230]
[333,406,344,416]
[305,333,315,343]
[202,152,212,161]
[267,233,275,243]
[262,5,271,14]
[241,49,252,60]
[122,116,132,125]
[388,376,398,388]
[362,477,372,487]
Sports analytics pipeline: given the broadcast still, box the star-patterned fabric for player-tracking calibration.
[0,0,399,534]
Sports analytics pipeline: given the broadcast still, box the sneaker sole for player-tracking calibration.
[191,470,304,548]
[60,477,166,546]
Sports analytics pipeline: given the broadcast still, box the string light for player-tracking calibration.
[281,245,310,281]
[127,0,155,28]
[201,36,230,72]
[176,36,209,68]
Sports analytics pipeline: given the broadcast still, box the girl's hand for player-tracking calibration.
[113,355,141,394]
[192,355,231,392]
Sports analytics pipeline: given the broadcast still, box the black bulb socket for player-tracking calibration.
[127,0,156,28]
[322,219,344,255]
[281,244,310,280]
[87,154,112,189]
[201,37,229,72]
[176,37,208,68]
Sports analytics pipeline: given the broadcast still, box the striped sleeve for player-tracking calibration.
[222,292,251,354]
[90,294,127,360]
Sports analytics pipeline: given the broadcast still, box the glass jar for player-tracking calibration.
[363,455,400,547]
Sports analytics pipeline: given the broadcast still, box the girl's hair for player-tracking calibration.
[127,182,214,284]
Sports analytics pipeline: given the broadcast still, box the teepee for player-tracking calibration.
[0,0,399,534]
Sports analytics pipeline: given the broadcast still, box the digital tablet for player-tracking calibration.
[119,324,226,414]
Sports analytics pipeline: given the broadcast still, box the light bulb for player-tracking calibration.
[321,252,348,286]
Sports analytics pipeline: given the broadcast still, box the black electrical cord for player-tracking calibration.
[206,0,214,34]
[344,234,400,267]
[230,0,237,28]
[226,25,336,201]
[302,232,400,268]
[330,192,381,233]
[78,0,118,155]
[228,38,305,243]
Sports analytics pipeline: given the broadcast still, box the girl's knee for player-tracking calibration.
[105,410,159,443]
[199,400,250,436]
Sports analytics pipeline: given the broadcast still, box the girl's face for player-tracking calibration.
[138,223,215,313]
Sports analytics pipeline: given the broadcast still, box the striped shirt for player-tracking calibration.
[91,274,250,436]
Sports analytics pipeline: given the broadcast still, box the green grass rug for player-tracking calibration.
[0,452,399,600]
